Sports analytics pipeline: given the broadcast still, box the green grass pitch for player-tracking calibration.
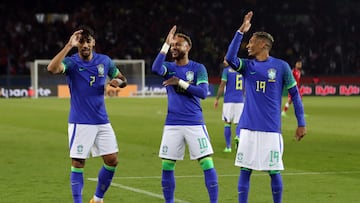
[0,96,359,202]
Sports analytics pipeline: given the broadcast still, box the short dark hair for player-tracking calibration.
[295,58,303,63]
[77,25,96,39]
[253,32,274,50]
[175,33,192,47]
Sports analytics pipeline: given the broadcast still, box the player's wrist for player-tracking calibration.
[114,78,126,88]
[237,30,244,35]
[178,79,190,90]
[160,43,170,54]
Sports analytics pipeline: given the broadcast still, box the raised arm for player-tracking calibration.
[152,26,176,76]
[238,11,253,34]
[225,11,253,69]
[47,30,83,74]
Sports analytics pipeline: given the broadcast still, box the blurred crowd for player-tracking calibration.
[0,0,359,77]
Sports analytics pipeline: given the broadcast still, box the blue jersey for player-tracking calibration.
[62,52,119,124]
[227,33,296,133]
[221,67,244,103]
[155,59,208,125]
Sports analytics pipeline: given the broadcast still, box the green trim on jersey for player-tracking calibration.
[110,68,120,79]
[196,80,209,85]
[62,62,67,73]
[162,65,168,76]
[235,58,243,72]
[286,81,297,90]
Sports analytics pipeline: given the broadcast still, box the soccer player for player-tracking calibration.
[47,25,127,203]
[225,11,307,203]
[282,59,303,117]
[152,25,219,203]
[214,58,244,152]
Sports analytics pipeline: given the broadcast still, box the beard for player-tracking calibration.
[80,49,91,60]
[172,51,186,61]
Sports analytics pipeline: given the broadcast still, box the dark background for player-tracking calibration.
[0,0,359,78]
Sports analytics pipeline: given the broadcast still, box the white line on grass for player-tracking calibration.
[111,170,360,179]
[88,171,359,201]
[87,178,190,203]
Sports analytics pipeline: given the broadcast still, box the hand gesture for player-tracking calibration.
[162,76,180,86]
[67,30,83,47]
[295,126,307,141]
[239,11,253,33]
[165,25,177,45]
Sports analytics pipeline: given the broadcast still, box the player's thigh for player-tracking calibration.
[232,103,244,124]
[235,129,284,170]
[159,125,186,160]
[92,123,119,157]
[259,131,284,157]
[258,131,284,170]
[184,125,214,160]
[222,103,232,122]
[68,123,97,159]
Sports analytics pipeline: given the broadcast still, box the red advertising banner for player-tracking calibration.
[300,84,360,96]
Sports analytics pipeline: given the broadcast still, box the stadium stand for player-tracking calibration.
[0,0,359,77]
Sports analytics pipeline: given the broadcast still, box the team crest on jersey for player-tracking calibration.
[97,64,105,77]
[267,68,276,82]
[186,71,194,83]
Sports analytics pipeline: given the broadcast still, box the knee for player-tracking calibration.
[198,156,214,170]
[103,153,118,167]
[72,158,85,168]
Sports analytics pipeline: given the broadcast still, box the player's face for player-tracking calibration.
[246,36,265,57]
[78,35,95,60]
[170,36,189,60]
[295,61,302,69]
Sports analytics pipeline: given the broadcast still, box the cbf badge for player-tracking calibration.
[97,64,105,77]
[267,68,276,82]
[186,71,194,83]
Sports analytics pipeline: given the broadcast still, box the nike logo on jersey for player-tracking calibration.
[79,67,86,71]
[250,71,256,75]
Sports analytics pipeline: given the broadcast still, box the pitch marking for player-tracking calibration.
[111,170,360,179]
[88,171,359,201]
[87,178,190,203]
